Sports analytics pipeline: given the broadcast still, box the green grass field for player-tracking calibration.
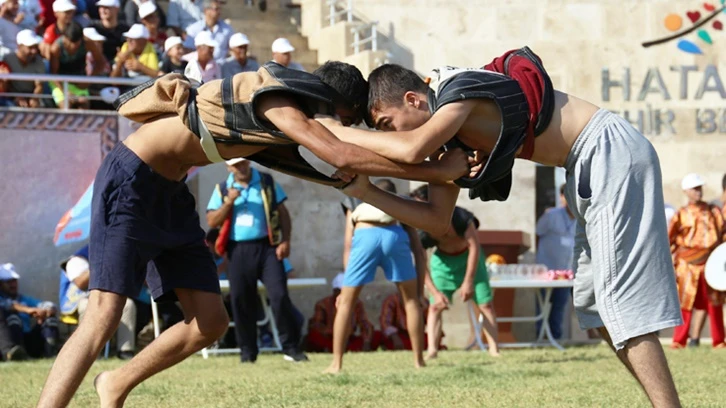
[2,346,726,407]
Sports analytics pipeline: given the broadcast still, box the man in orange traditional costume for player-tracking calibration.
[669,173,726,349]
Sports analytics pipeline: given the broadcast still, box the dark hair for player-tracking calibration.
[63,21,83,43]
[374,179,397,194]
[559,184,566,196]
[410,184,429,201]
[313,61,368,121]
[367,64,428,120]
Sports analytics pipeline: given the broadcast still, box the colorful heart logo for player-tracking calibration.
[714,20,724,29]
[687,10,702,22]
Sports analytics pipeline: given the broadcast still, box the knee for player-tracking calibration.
[197,310,230,341]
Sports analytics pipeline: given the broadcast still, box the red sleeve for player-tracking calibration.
[43,25,56,45]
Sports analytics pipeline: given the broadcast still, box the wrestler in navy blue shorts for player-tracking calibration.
[88,143,221,302]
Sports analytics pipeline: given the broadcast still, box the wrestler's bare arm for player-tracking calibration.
[318,101,476,164]
[344,176,459,236]
[257,94,469,183]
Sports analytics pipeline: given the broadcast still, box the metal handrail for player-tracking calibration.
[0,74,147,109]
[326,0,352,26]
[351,21,378,53]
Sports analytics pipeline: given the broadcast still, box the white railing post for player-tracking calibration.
[62,80,69,110]
[346,0,352,22]
[353,29,360,54]
[371,23,378,51]
[328,0,335,25]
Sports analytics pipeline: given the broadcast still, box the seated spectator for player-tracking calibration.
[305,273,381,353]
[91,0,128,64]
[82,26,108,75]
[3,29,45,107]
[182,30,219,82]
[59,245,137,359]
[158,35,186,74]
[110,23,158,79]
[270,37,305,72]
[124,0,165,28]
[0,263,60,358]
[48,21,104,108]
[184,0,230,64]
[137,1,165,56]
[166,0,201,37]
[16,0,41,31]
[0,0,21,50]
[379,293,433,351]
[221,32,258,77]
[1,307,27,361]
[40,0,74,58]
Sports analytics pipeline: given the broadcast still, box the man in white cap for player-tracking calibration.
[111,23,158,78]
[159,35,187,74]
[138,1,165,55]
[3,29,45,107]
[185,0,231,64]
[0,0,20,50]
[668,173,726,349]
[271,37,304,72]
[40,0,74,58]
[206,157,308,363]
[0,263,61,358]
[306,272,379,353]
[91,0,129,63]
[182,29,219,82]
[221,32,258,77]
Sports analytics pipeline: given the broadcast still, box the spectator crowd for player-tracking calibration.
[0,0,305,108]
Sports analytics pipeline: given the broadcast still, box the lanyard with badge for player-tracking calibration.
[233,185,255,228]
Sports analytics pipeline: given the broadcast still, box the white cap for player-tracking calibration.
[83,27,106,42]
[16,29,41,47]
[194,30,218,48]
[0,263,19,281]
[271,37,294,54]
[100,87,120,104]
[164,36,182,52]
[682,173,706,190]
[331,273,345,289]
[228,32,249,48]
[225,157,247,166]
[138,1,157,19]
[96,0,120,7]
[52,0,76,12]
[123,24,150,40]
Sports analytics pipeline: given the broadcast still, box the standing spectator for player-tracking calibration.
[410,185,500,359]
[0,0,21,50]
[16,0,41,30]
[158,35,186,74]
[110,23,158,79]
[3,29,45,107]
[40,0,74,58]
[326,180,425,374]
[48,21,103,108]
[91,0,128,63]
[137,1,164,56]
[59,245,137,360]
[534,184,576,340]
[184,0,231,64]
[669,173,726,349]
[206,158,307,363]
[0,263,60,358]
[270,37,304,71]
[166,0,201,37]
[207,159,307,362]
[305,273,380,353]
[221,32,258,77]
[182,30,219,82]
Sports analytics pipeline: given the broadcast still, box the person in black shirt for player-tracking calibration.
[158,36,187,74]
[91,0,129,64]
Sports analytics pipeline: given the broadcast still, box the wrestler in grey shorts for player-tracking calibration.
[564,109,683,350]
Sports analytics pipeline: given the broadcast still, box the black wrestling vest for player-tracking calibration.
[427,68,529,201]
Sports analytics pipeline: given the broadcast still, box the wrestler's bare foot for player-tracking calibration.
[425,351,438,360]
[94,371,128,408]
[322,364,341,375]
[488,349,501,357]
[414,357,426,369]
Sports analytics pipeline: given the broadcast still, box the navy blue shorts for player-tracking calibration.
[88,142,220,302]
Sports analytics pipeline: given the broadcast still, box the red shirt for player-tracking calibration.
[43,23,62,45]
[39,0,56,31]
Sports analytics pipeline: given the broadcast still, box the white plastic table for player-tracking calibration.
[469,279,574,351]
[150,278,327,358]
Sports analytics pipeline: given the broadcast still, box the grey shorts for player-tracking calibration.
[564,109,682,350]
